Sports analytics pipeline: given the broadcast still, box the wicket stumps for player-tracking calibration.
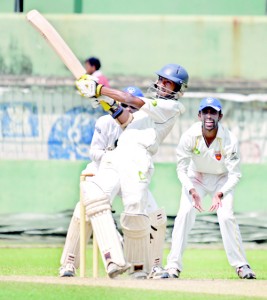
[80,174,99,278]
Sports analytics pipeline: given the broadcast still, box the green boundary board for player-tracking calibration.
[0,161,266,215]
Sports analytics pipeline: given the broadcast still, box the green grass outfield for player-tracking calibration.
[0,246,266,300]
[1,281,265,300]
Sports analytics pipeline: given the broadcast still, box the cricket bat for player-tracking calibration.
[26,9,86,79]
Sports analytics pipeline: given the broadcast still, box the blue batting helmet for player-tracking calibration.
[156,64,189,88]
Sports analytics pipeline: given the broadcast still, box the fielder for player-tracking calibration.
[159,97,256,279]
[75,63,189,279]
[59,86,158,277]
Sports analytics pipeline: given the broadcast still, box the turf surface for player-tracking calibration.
[0,246,266,300]
[1,281,266,300]
[0,247,266,279]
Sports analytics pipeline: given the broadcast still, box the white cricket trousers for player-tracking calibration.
[89,145,154,214]
[166,173,249,272]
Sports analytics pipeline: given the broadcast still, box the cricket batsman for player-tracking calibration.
[75,64,189,279]
[60,86,159,277]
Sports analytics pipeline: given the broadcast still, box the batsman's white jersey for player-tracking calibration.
[79,97,184,275]
[88,97,185,214]
[166,122,249,271]
[118,98,184,155]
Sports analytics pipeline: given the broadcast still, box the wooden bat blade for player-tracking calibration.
[26,9,86,79]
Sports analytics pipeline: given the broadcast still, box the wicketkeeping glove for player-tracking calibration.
[75,74,103,98]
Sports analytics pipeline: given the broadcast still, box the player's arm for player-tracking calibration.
[75,75,145,109]
[97,95,133,129]
[75,75,143,128]
[176,134,195,192]
[218,135,242,197]
[101,86,145,109]
[176,135,204,212]
[89,118,110,163]
[101,88,185,123]
[209,135,241,211]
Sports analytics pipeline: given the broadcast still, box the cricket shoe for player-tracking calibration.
[107,262,131,279]
[236,265,256,279]
[59,263,76,277]
[159,268,180,279]
[148,265,170,279]
[130,271,148,280]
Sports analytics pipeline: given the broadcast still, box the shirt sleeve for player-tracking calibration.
[176,133,195,192]
[89,118,109,163]
[219,135,242,196]
[140,98,185,123]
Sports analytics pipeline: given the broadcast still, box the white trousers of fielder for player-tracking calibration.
[166,173,249,272]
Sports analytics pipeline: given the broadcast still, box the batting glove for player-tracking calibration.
[75,74,103,98]
[87,96,115,109]
[90,97,101,108]
[87,96,116,110]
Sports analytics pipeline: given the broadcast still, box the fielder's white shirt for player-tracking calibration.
[176,122,241,196]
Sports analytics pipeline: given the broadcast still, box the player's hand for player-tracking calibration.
[189,188,204,212]
[90,97,101,108]
[82,96,114,109]
[99,96,116,111]
[209,192,223,212]
[75,74,103,98]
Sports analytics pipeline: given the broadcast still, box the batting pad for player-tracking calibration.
[80,180,111,217]
[91,209,126,269]
[60,216,92,269]
[120,213,151,275]
[73,201,90,222]
[149,208,167,269]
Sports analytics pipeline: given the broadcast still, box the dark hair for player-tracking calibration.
[85,57,101,70]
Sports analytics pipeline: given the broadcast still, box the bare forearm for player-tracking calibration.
[101,86,145,109]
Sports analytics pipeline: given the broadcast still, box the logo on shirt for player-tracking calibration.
[215,151,222,160]
[138,171,147,181]
[193,148,200,155]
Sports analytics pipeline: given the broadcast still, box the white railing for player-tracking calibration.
[0,87,266,163]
